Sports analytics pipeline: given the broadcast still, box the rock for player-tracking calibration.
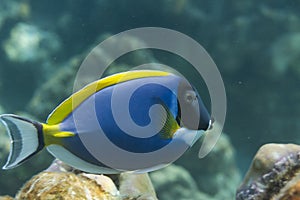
[16,172,119,200]
[15,171,158,200]
[45,159,76,173]
[150,164,213,200]
[276,179,300,200]
[81,173,119,197]
[0,196,14,200]
[119,173,157,200]
[0,151,52,197]
[175,133,241,200]
[15,159,158,200]
[236,143,300,200]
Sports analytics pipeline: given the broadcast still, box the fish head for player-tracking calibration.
[176,78,212,131]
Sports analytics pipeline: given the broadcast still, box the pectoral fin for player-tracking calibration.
[158,101,180,139]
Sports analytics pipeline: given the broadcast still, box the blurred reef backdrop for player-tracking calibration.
[0,0,300,199]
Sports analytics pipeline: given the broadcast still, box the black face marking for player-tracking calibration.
[177,79,210,130]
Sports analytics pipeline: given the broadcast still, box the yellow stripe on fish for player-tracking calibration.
[47,70,170,125]
[0,69,212,174]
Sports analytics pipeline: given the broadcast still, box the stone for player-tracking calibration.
[176,133,241,199]
[0,196,14,200]
[16,172,119,200]
[150,164,213,200]
[237,143,300,200]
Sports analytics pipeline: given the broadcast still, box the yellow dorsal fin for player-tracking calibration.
[46,70,170,125]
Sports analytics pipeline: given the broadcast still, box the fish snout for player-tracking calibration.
[207,117,214,130]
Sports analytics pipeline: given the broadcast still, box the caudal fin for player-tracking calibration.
[0,114,44,169]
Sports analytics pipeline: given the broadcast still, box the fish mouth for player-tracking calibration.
[207,117,214,130]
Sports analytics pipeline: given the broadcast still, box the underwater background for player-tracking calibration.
[0,0,299,199]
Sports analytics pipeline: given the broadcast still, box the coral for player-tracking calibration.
[175,133,241,200]
[15,171,158,200]
[150,164,213,200]
[276,178,300,200]
[0,196,14,200]
[119,173,157,199]
[16,172,119,200]
[12,159,157,200]
[236,143,300,200]
[150,134,240,200]
[0,151,53,196]
[45,159,77,173]
[3,23,60,63]
[0,0,29,29]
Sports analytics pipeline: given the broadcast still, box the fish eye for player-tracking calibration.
[184,91,197,103]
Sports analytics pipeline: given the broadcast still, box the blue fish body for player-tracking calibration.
[0,70,211,173]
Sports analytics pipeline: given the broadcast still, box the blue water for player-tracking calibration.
[0,0,299,199]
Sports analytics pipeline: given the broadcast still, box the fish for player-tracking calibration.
[0,70,212,174]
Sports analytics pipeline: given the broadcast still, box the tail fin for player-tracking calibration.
[0,114,44,169]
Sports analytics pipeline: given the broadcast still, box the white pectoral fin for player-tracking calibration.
[174,128,204,147]
[198,121,222,158]
[190,130,204,146]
